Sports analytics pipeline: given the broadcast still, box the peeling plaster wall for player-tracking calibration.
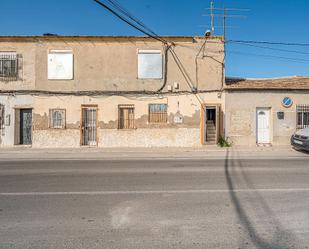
[1,37,224,93]
[33,37,224,92]
[0,95,34,147]
[30,92,222,148]
[225,91,309,146]
[32,129,80,148]
[99,128,201,148]
[0,91,224,147]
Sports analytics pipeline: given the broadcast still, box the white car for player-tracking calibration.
[291,128,309,151]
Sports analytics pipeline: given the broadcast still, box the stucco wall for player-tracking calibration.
[0,95,34,147]
[34,37,223,92]
[0,42,35,90]
[225,91,309,146]
[0,36,224,93]
[0,92,223,147]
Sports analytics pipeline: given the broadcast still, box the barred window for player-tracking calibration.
[297,105,309,129]
[49,109,66,129]
[118,105,134,129]
[0,104,4,130]
[149,104,168,123]
[0,52,18,81]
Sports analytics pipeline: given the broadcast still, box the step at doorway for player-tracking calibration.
[201,104,220,145]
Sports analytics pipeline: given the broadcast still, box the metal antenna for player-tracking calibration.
[203,2,250,39]
[210,0,215,34]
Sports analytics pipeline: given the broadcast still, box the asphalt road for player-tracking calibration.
[0,153,309,249]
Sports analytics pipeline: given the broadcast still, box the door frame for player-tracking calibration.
[80,105,99,146]
[200,104,221,145]
[14,108,33,145]
[256,107,272,145]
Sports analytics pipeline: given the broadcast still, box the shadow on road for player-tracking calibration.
[224,149,296,249]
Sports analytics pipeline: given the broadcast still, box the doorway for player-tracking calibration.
[19,109,32,145]
[81,106,98,146]
[256,108,271,144]
[201,105,220,144]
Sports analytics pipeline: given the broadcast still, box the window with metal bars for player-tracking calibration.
[118,105,135,129]
[49,109,66,129]
[296,105,309,129]
[0,52,19,81]
[0,104,4,130]
[148,104,168,123]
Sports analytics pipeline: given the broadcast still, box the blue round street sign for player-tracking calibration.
[282,97,293,108]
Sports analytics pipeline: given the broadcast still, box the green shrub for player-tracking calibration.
[218,136,232,147]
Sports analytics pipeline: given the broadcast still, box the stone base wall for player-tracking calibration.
[99,128,201,148]
[31,128,201,148]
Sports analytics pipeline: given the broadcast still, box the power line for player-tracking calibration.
[93,0,174,93]
[228,41,309,55]
[228,50,309,64]
[93,0,167,44]
[228,39,309,47]
[104,0,160,38]
[92,0,221,101]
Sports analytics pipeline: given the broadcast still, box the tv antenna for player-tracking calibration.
[203,0,250,40]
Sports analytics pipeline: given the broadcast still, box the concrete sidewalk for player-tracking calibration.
[0,145,308,160]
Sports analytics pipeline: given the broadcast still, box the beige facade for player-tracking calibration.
[2,36,306,148]
[225,77,309,146]
[0,36,225,147]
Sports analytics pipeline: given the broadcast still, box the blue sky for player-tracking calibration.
[1,0,309,78]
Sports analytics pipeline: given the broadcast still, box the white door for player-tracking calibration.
[257,108,270,144]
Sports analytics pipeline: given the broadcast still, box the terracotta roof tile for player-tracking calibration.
[225,76,309,90]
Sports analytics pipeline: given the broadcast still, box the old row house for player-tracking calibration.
[0,35,224,147]
[0,35,309,148]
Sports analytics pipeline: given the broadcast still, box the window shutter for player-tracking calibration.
[138,50,163,79]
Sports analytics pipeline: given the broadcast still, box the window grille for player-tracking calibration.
[149,104,168,123]
[118,104,135,129]
[0,104,4,130]
[49,109,66,129]
[0,52,19,81]
[296,105,309,129]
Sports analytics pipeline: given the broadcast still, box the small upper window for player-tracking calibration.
[48,50,73,80]
[138,50,163,79]
[0,52,18,81]
[49,109,66,129]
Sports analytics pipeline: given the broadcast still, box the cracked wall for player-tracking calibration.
[30,92,223,148]
[225,91,309,146]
